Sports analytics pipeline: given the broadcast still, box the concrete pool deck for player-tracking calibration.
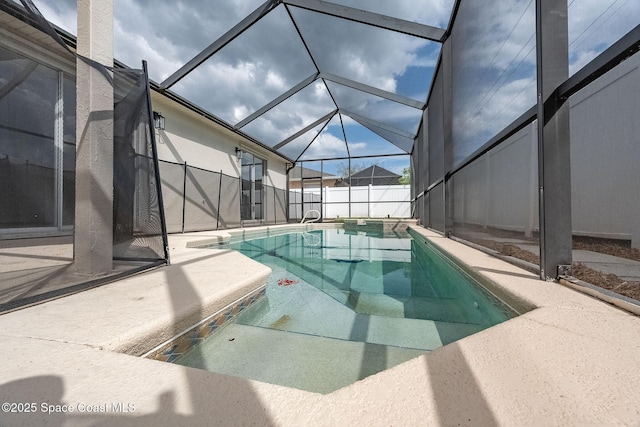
[0,224,639,426]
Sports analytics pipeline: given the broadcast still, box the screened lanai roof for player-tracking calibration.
[8,0,640,168]
[152,0,455,163]
[5,0,453,162]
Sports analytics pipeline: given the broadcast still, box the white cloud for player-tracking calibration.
[32,0,76,33]
[26,0,639,165]
[290,5,432,99]
[568,0,640,73]
[301,132,357,160]
[327,0,455,29]
[113,18,183,75]
[326,82,423,134]
[449,0,536,161]
[569,49,600,76]
[240,82,336,145]
[448,0,639,164]
[27,0,439,158]
[454,76,535,159]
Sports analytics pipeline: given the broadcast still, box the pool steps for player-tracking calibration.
[186,223,341,248]
[175,323,426,394]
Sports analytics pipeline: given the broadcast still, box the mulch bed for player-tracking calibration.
[572,235,640,263]
[453,229,640,302]
[572,263,640,301]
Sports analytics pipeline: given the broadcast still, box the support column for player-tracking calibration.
[74,0,114,275]
[536,0,572,279]
[526,121,538,238]
[441,37,454,236]
[633,183,640,249]
[483,154,490,229]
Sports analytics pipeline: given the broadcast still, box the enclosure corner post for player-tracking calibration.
[536,0,572,280]
[74,0,114,275]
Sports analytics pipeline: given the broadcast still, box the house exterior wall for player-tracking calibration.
[0,12,289,239]
[151,94,287,189]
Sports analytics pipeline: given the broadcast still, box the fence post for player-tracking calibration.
[216,170,223,230]
[348,157,352,218]
[238,175,242,228]
[323,186,327,219]
[368,184,372,218]
[483,155,490,229]
[181,161,187,233]
[527,122,538,238]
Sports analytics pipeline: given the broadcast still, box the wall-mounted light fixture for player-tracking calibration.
[235,147,243,161]
[153,111,165,130]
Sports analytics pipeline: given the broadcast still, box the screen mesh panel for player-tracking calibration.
[112,68,166,261]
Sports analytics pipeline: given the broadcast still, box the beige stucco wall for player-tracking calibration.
[150,93,287,189]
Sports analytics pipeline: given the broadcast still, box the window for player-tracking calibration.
[0,46,74,232]
[240,152,264,221]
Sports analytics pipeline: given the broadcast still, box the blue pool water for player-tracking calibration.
[176,229,516,393]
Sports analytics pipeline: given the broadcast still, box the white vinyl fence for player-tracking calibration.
[451,52,640,247]
[291,185,411,219]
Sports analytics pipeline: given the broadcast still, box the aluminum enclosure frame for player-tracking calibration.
[156,0,446,166]
[11,0,640,287]
[535,0,572,280]
[412,1,640,283]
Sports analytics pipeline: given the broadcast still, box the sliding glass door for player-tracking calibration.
[0,46,75,234]
[240,152,264,221]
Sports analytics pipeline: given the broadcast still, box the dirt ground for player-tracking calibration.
[452,226,640,302]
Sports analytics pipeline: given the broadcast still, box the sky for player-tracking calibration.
[24,0,450,174]
[25,0,640,174]
[449,0,640,166]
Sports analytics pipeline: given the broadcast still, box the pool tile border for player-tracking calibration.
[143,286,266,363]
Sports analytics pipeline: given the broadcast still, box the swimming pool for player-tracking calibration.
[174,228,516,393]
